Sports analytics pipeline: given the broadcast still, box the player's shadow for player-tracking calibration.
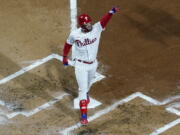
[48,44,78,97]
[44,58,78,98]
[44,46,79,119]
[124,4,180,45]
[0,53,65,111]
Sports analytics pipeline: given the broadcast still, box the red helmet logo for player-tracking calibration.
[78,14,92,27]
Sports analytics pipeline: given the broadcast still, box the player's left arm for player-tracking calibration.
[100,7,119,29]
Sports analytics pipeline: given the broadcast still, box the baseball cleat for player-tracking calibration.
[80,118,88,125]
[80,113,88,125]
[80,100,88,125]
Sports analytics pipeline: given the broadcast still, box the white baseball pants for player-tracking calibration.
[74,60,98,100]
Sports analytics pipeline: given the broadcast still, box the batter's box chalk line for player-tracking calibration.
[166,107,180,116]
[149,118,180,135]
[6,93,69,119]
[168,102,180,108]
[60,92,180,135]
[166,102,180,116]
[0,54,77,85]
[0,54,105,120]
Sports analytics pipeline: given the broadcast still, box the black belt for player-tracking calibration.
[75,59,94,64]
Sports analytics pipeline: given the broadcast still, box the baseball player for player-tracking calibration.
[62,7,119,125]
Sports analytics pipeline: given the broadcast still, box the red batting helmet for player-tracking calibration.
[78,14,92,27]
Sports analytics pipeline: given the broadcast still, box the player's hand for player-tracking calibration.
[109,7,120,14]
[63,56,68,66]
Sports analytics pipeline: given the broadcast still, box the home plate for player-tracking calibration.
[74,97,102,109]
[73,72,104,109]
[92,72,105,84]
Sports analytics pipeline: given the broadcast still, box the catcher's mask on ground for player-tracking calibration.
[78,14,92,32]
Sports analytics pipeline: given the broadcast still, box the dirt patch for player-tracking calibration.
[0,96,79,135]
[0,59,76,111]
[79,0,180,104]
[0,0,70,78]
[74,98,178,135]
[161,124,180,135]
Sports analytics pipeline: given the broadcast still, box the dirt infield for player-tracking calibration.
[74,98,178,135]
[79,0,180,102]
[0,0,180,135]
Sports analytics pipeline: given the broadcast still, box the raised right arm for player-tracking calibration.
[100,7,119,29]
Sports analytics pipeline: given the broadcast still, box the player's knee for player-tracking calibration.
[79,87,88,92]
[79,90,88,100]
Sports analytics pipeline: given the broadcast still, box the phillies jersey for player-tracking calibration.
[66,22,104,62]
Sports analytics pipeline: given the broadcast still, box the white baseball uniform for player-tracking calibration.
[66,22,104,100]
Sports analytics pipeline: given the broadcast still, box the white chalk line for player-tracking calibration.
[60,92,180,135]
[150,103,180,135]
[166,102,180,116]
[137,92,180,105]
[0,53,74,85]
[70,0,77,61]
[0,93,69,125]
[0,100,6,106]
[92,72,105,84]
[166,107,180,116]
[0,54,55,85]
[159,95,180,105]
[70,0,77,31]
[6,93,69,119]
[149,118,180,135]
[168,102,180,108]
[0,53,87,85]
[21,59,41,65]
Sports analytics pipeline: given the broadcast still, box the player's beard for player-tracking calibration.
[81,23,92,33]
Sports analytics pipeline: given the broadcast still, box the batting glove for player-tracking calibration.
[109,7,119,14]
[63,56,68,66]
